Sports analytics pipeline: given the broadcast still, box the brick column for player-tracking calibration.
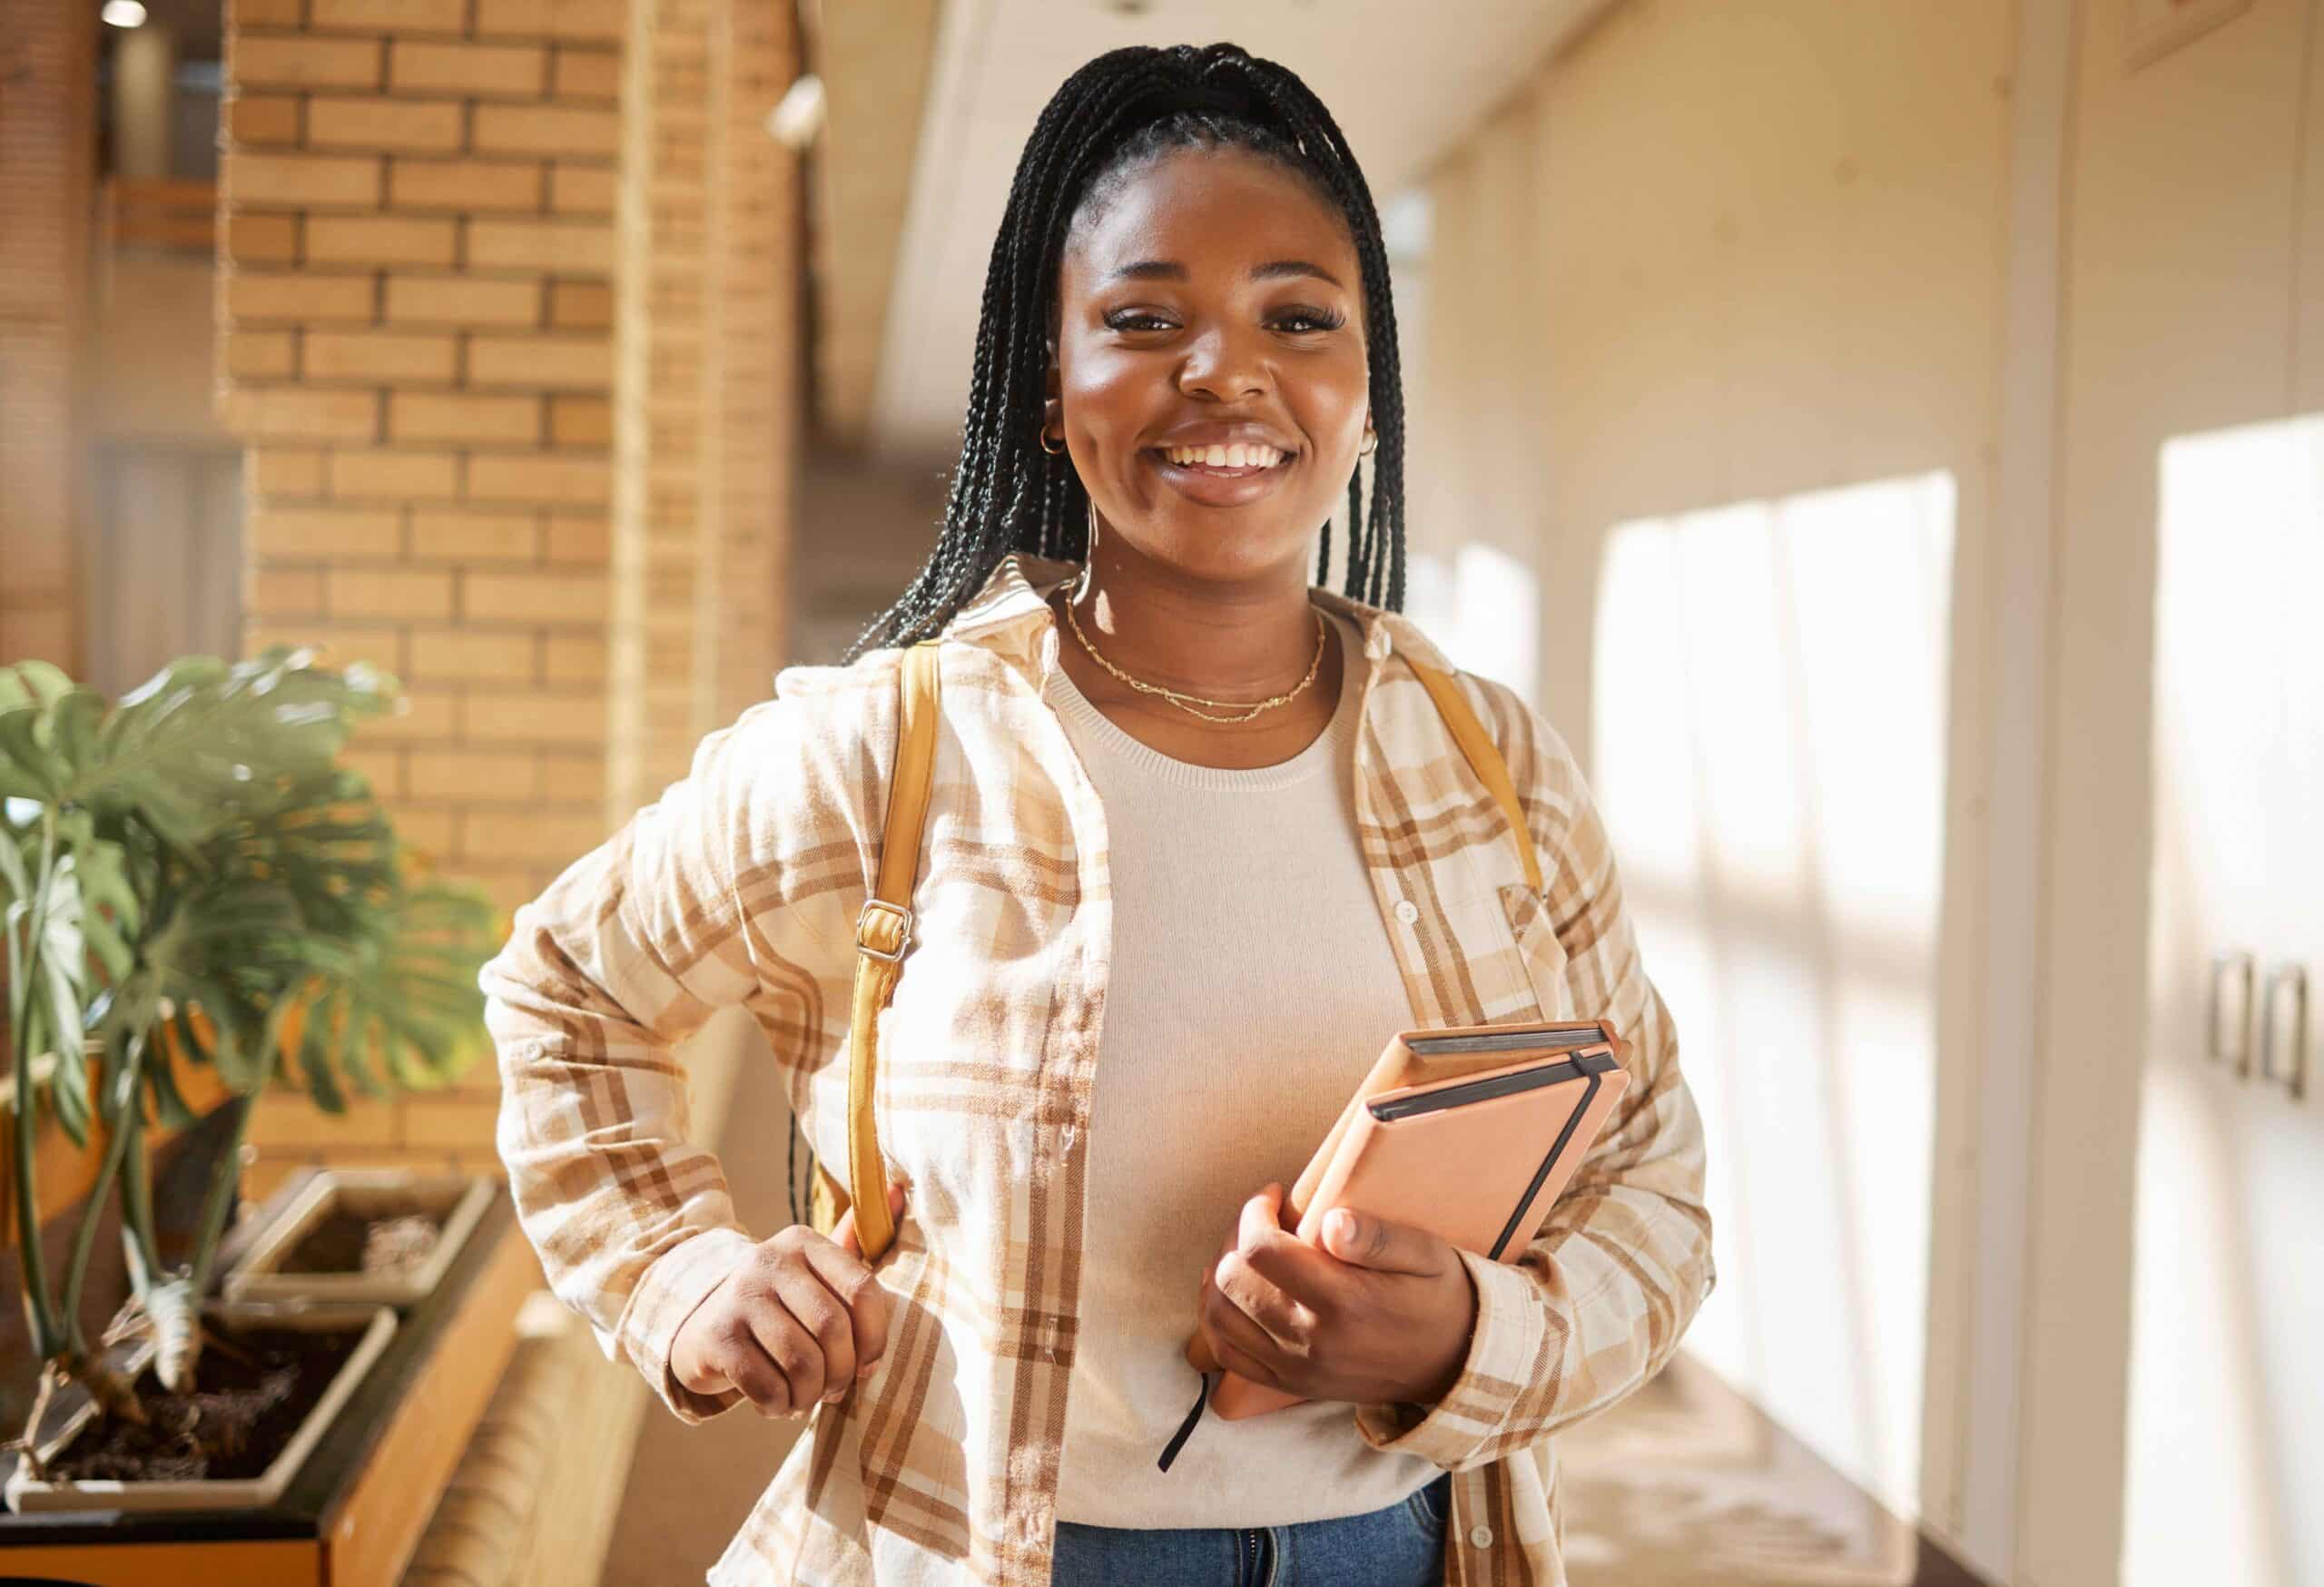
[608,0,794,816]
[0,0,96,672]
[222,0,622,1172]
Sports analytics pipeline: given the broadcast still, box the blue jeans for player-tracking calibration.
[1049,1472,1450,1586]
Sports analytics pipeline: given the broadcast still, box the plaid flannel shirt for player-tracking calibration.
[483,550,1714,1586]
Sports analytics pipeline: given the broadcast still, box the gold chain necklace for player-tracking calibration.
[1059,508,1326,724]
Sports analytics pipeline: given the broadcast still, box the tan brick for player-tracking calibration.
[475,0,623,40]
[409,748,541,801]
[542,632,605,682]
[227,94,303,146]
[543,512,607,564]
[222,387,380,442]
[547,280,611,329]
[224,211,301,265]
[233,34,383,90]
[389,158,547,212]
[408,626,537,682]
[305,329,458,382]
[327,567,455,620]
[465,334,606,389]
[551,47,618,99]
[329,448,461,500]
[389,391,541,446]
[467,867,546,917]
[466,218,611,273]
[246,624,405,671]
[547,394,610,448]
[304,214,458,268]
[389,39,547,95]
[462,689,606,745]
[340,744,409,799]
[226,330,299,380]
[225,150,382,207]
[409,510,539,562]
[547,163,615,214]
[363,686,460,742]
[310,0,469,30]
[235,0,306,24]
[246,567,327,617]
[251,448,327,497]
[472,104,617,158]
[384,273,542,327]
[465,453,606,505]
[248,1093,399,1149]
[400,1096,506,1150]
[248,507,403,559]
[463,570,606,624]
[388,806,460,860]
[227,270,376,323]
[305,97,465,156]
[458,808,608,865]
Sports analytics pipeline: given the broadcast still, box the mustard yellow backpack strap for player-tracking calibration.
[1405,658,1544,893]
[843,638,942,1262]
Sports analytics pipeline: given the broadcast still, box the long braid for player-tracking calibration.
[842,44,1409,662]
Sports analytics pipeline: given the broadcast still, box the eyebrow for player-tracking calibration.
[1106,259,1346,290]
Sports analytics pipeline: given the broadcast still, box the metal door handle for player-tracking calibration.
[2209,950,2255,1075]
[2258,961,2309,1101]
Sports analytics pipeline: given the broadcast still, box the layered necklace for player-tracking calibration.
[1059,503,1327,726]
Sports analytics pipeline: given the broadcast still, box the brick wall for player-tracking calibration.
[222,0,798,1179]
[222,0,624,1176]
[0,0,95,673]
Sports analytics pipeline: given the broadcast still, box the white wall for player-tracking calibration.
[1411,0,2016,1534]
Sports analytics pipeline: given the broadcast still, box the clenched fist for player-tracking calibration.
[669,1184,906,1417]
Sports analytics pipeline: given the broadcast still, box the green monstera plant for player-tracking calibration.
[0,646,501,1475]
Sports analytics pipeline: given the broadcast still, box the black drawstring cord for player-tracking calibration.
[1157,1371,1215,1473]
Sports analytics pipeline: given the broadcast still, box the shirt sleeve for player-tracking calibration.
[1354,681,1716,1469]
[480,679,866,1424]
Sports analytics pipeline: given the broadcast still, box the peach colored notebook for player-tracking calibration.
[1180,1020,1630,1431]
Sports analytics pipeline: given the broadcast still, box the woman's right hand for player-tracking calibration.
[669,1184,906,1416]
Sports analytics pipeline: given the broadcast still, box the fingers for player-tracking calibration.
[764,1261,854,1403]
[1200,1290,1289,1391]
[1319,1207,1444,1276]
[1236,1183,1290,1255]
[1214,1247,1319,1347]
[801,1235,892,1382]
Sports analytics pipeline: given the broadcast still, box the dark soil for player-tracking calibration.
[279,1208,442,1276]
[46,1326,359,1485]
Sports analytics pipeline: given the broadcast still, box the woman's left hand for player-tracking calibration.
[1196,1183,1478,1408]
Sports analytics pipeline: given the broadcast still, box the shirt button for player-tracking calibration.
[1469,1523,1494,1549]
[1393,899,1420,924]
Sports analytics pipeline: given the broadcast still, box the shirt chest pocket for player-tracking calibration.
[1494,879,1575,1021]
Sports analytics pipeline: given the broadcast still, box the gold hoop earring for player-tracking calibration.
[1039,423,1067,456]
[1358,428,1377,458]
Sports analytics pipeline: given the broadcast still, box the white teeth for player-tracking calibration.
[1162,443,1284,468]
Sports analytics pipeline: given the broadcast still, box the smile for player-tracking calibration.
[1144,444,1295,504]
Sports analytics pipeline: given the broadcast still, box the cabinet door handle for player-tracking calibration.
[2209,950,2255,1075]
[2259,961,2309,1101]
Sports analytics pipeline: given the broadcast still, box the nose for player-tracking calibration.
[1176,322,1269,403]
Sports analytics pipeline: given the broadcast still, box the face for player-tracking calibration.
[1049,146,1370,585]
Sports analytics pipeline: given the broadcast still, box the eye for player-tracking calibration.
[1105,310,1177,333]
[1273,307,1347,334]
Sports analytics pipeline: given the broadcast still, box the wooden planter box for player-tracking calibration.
[0,1176,537,1587]
[223,1169,496,1307]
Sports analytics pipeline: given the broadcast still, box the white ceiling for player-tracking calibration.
[867,0,1610,459]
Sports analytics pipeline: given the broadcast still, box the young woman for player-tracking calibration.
[483,42,1712,1587]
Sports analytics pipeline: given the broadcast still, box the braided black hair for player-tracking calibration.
[838,42,1407,665]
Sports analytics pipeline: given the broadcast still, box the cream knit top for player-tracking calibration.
[1045,603,1443,1529]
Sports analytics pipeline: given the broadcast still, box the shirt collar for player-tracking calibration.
[938,549,1452,675]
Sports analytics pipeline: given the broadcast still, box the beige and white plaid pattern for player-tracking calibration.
[483,551,1714,1587]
